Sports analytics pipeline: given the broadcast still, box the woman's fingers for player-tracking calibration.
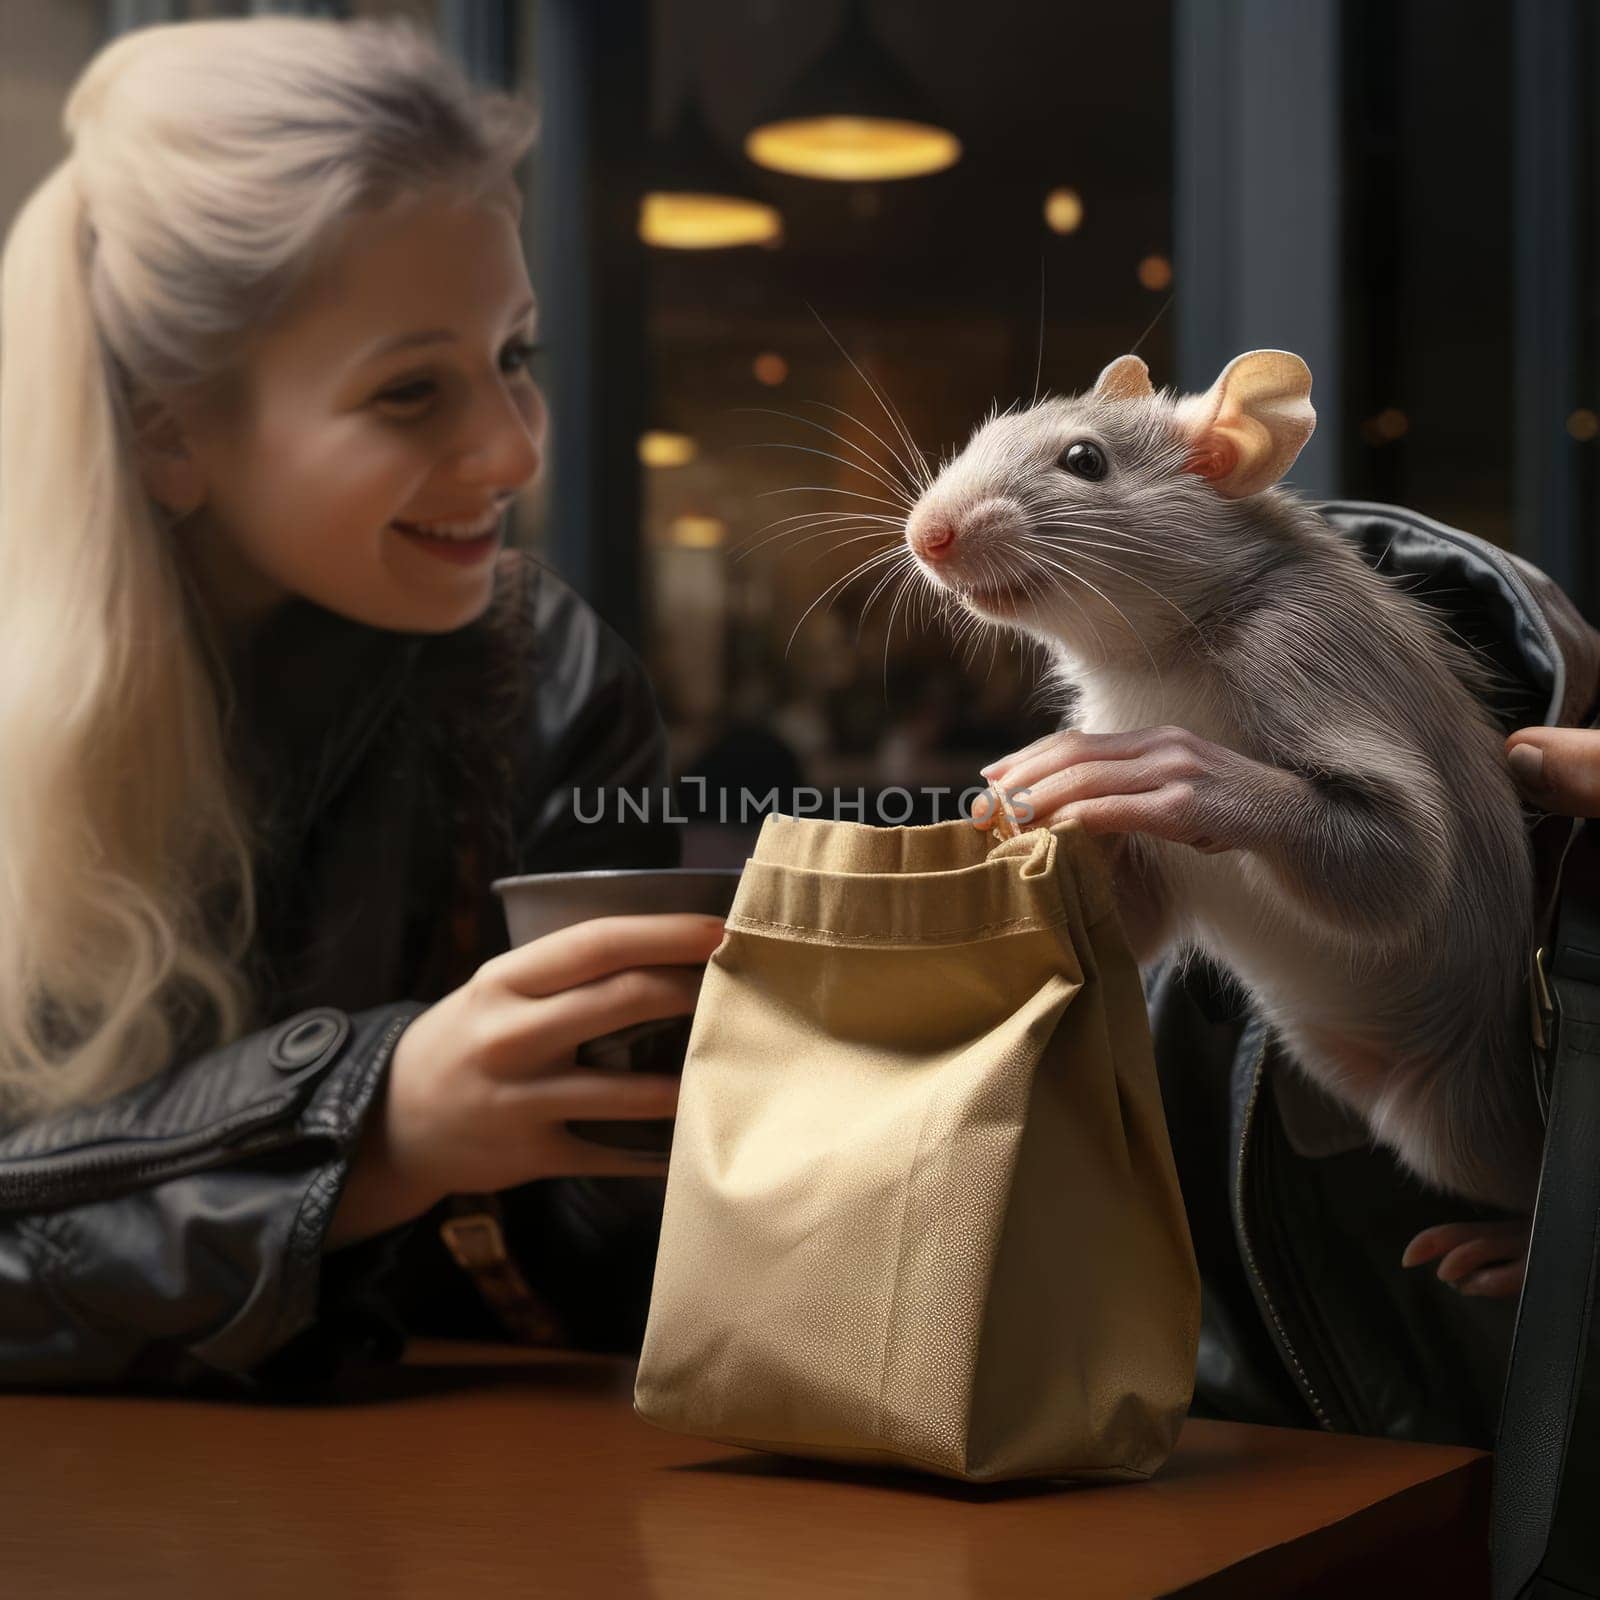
[1433,1233,1525,1284]
[1506,726,1600,816]
[525,1081,680,1176]
[491,913,726,999]
[1400,1221,1486,1267]
[515,1070,681,1122]
[491,965,706,1074]
[1457,1261,1527,1299]
[545,1127,673,1179]
[1402,1219,1530,1299]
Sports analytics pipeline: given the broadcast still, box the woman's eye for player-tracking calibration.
[1058,440,1108,480]
[377,380,434,409]
[500,337,542,375]
[374,338,542,412]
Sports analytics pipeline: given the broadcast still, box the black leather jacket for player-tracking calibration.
[0,551,678,1390]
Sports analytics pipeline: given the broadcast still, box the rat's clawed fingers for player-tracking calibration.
[1401,1219,1530,1299]
[1038,784,1242,852]
[981,725,1175,789]
[979,731,1059,783]
[981,725,1264,854]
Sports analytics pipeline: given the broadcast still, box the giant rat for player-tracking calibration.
[903,350,1540,1214]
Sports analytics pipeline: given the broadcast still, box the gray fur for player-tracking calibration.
[905,389,1541,1209]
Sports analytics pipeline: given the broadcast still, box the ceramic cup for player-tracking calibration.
[491,868,743,1155]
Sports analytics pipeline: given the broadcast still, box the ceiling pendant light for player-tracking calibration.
[641,97,782,250]
[744,0,961,183]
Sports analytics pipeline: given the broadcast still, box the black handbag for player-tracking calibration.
[1494,807,1600,1598]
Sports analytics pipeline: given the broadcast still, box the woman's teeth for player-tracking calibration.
[392,508,501,540]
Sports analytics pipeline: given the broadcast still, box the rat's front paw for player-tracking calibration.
[977,724,1266,854]
[1401,1219,1530,1299]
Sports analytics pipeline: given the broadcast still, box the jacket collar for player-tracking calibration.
[221,595,423,847]
[1320,500,1600,732]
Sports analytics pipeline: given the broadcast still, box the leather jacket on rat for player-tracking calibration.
[1148,500,1600,1449]
[0,551,679,1390]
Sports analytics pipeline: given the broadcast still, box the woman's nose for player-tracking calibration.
[453,383,544,493]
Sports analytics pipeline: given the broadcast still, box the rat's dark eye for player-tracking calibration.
[1059,440,1108,480]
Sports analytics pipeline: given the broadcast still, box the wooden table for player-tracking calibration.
[0,1341,1489,1599]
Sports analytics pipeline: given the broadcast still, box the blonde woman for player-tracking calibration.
[0,15,719,1385]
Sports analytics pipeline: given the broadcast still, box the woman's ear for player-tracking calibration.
[1092,354,1154,401]
[129,389,206,520]
[1175,350,1315,498]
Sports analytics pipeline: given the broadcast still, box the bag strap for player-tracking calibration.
[1493,817,1600,1598]
[437,1193,566,1346]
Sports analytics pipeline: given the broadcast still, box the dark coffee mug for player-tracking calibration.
[491,868,743,1155]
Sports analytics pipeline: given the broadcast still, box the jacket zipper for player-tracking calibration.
[0,1014,410,1214]
[0,1102,320,1213]
[1233,1029,1335,1431]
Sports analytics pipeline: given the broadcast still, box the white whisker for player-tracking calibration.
[742,442,916,508]
[757,484,913,515]
[806,305,934,493]
[784,546,908,658]
[797,398,929,507]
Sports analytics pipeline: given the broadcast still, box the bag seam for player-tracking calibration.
[724,910,1071,946]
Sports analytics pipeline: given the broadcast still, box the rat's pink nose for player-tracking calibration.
[909,517,957,563]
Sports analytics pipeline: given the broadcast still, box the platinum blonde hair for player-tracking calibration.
[0,16,538,1118]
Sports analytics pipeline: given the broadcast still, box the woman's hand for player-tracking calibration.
[326,912,726,1250]
[1506,725,1600,814]
[1402,1219,1531,1299]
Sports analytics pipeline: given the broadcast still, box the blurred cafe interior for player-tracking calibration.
[4,0,1597,863]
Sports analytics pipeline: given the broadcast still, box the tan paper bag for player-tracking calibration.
[632,812,1199,1483]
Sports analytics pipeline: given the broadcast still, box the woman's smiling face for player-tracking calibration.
[162,182,545,638]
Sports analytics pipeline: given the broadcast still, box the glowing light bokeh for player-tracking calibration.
[1137,254,1173,291]
[1044,187,1084,234]
[639,431,699,468]
[752,352,790,386]
[745,117,961,182]
[668,515,727,548]
[640,193,782,249]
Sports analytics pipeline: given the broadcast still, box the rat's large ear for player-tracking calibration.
[1176,350,1315,498]
[1093,354,1154,401]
